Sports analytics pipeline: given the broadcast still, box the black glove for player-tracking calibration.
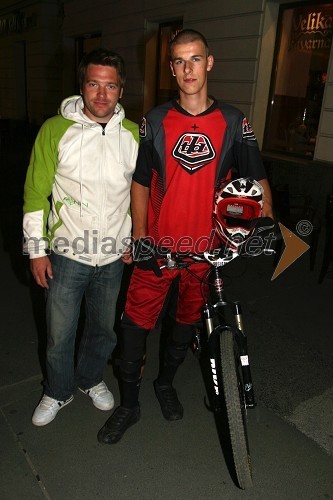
[255,217,275,231]
[238,217,277,256]
[133,238,162,277]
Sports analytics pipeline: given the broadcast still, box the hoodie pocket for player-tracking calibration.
[50,204,98,256]
[99,212,132,261]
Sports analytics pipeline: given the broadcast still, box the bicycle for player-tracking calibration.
[159,220,275,490]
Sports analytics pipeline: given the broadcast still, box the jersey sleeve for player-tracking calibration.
[216,103,267,183]
[132,117,154,187]
[233,114,267,180]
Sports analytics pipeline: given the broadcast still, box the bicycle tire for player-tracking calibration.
[219,329,253,489]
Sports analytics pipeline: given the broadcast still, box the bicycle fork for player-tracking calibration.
[202,301,256,410]
[233,302,256,408]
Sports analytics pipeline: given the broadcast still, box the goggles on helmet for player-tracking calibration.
[213,177,263,249]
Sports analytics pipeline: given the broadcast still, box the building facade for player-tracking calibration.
[1,0,333,216]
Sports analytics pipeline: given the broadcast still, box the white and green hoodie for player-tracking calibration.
[23,95,139,266]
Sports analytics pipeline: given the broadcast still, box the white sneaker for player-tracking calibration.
[79,381,114,411]
[32,395,74,426]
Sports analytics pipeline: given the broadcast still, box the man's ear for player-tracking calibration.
[119,88,124,99]
[207,54,214,72]
[170,61,176,77]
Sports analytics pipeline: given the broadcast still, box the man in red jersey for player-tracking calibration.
[98,29,273,444]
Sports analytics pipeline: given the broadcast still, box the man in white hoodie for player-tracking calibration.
[23,48,139,426]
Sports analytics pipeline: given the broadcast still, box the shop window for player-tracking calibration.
[155,21,183,105]
[75,33,101,91]
[263,2,333,158]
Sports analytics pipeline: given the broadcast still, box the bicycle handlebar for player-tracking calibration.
[159,248,241,270]
[158,217,276,270]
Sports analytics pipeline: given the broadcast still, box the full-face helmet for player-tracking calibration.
[213,177,263,249]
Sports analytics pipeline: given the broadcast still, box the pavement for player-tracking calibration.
[1,143,333,499]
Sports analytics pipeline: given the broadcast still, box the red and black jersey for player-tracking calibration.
[134,99,266,252]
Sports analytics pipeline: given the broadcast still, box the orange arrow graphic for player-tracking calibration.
[271,223,310,280]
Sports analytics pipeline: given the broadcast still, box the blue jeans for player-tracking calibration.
[44,253,123,401]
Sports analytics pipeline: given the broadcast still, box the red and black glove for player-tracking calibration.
[133,238,163,277]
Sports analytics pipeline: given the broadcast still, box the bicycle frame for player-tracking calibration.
[160,249,256,411]
[156,214,276,489]
[159,246,259,489]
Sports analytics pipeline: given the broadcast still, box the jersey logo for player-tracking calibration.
[242,118,256,141]
[173,133,216,174]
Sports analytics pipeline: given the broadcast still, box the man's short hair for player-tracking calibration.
[169,29,209,57]
[78,48,126,88]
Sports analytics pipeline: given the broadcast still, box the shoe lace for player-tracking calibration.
[39,396,58,410]
[91,381,108,397]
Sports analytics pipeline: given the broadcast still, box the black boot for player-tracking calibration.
[154,322,194,421]
[97,405,141,444]
[154,380,183,420]
[98,356,144,444]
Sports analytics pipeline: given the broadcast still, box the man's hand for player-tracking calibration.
[261,202,274,219]
[258,178,274,219]
[30,256,53,288]
[133,238,162,277]
[121,246,133,265]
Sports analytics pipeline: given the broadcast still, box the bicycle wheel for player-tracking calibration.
[219,329,253,489]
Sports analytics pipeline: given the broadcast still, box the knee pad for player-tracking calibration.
[165,342,189,367]
[165,322,195,367]
[120,313,148,360]
[119,358,145,383]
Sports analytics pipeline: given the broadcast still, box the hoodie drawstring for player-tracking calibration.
[79,124,84,217]
[118,122,122,165]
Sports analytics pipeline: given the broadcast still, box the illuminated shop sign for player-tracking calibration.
[290,5,333,51]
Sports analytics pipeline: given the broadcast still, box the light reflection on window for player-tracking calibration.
[264,3,333,158]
